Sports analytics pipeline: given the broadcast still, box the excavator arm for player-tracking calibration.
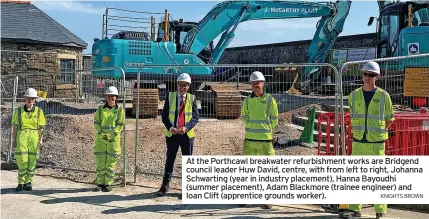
[181,0,352,77]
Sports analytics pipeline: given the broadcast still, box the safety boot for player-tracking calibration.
[102,185,112,192]
[23,182,32,191]
[94,184,104,192]
[376,213,385,219]
[339,210,361,218]
[261,204,273,209]
[157,176,170,197]
[15,184,24,192]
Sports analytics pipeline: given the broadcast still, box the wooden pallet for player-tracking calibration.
[132,88,159,118]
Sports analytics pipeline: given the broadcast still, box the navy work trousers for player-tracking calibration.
[163,134,194,181]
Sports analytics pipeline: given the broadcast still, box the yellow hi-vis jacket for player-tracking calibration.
[348,87,395,142]
[93,104,125,142]
[12,106,46,130]
[241,92,278,140]
[164,92,195,138]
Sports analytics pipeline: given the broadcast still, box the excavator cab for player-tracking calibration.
[368,1,429,109]
[157,19,214,64]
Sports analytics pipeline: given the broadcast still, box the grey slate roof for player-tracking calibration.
[1,2,88,48]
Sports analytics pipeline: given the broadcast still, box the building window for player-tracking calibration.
[60,59,75,83]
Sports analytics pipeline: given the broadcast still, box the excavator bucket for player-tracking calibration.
[286,71,301,94]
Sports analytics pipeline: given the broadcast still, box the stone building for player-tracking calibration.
[1,0,88,99]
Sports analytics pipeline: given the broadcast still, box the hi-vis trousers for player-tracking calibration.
[94,135,121,185]
[243,139,275,156]
[15,129,39,184]
[349,141,387,214]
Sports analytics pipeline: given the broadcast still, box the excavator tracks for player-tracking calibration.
[200,82,250,119]
[132,88,159,118]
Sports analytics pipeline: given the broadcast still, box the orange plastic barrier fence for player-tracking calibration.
[317,111,429,156]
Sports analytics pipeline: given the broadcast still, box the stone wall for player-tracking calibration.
[1,41,84,99]
[218,33,378,64]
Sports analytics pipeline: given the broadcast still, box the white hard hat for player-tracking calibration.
[24,88,38,98]
[250,71,265,82]
[105,86,119,96]
[177,73,191,84]
[362,61,380,75]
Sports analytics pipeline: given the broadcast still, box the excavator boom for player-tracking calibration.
[181,0,352,71]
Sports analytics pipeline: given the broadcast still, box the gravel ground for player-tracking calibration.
[1,102,319,190]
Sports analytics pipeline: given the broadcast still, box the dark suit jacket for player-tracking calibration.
[162,92,199,137]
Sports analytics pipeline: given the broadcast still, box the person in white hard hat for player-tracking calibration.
[158,73,199,197]
[339,61,394,219]
[11,88,46,191]
[239,71,278,209]
[92,86,125,192]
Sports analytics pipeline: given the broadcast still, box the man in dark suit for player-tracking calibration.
[158,73,199,197]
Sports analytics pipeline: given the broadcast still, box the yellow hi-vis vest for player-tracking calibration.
[348,87,395,142]
[93,104,125,141]
[12,106,46,130]
[241,93,279,140]
[164,92,195,138]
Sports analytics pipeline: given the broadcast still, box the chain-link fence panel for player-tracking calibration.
[127,63,341,184]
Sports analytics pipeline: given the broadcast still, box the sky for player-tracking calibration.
[31,0,381,54]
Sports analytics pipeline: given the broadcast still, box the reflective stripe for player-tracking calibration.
[185,112,192,116]
[245,128,271,133]
[351,91,356,117]
[115,107,123,126]
[94,151,106,155]
[14,151,37,156]
[379,90,386,120]
[168,92,175,126]
[97,106,102,128]
[18,107,22,128]
[105,173,115,179]
[107,152,120,158]
[385,114,394,120]
[105,168,115,174]
[245,97,249,113]
[101,126,116,130]
[352,125,386,133]
[270,116,278,120]
[248,119,270,124]
[37,107,41,129]
[266,95,272,119]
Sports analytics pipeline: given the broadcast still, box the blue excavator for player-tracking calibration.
[92,0,352,118]
[367,0,429,108]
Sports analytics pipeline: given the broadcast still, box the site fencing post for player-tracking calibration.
[134,68,141,183]
[339,53,429,156]
[7,76,19,163]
